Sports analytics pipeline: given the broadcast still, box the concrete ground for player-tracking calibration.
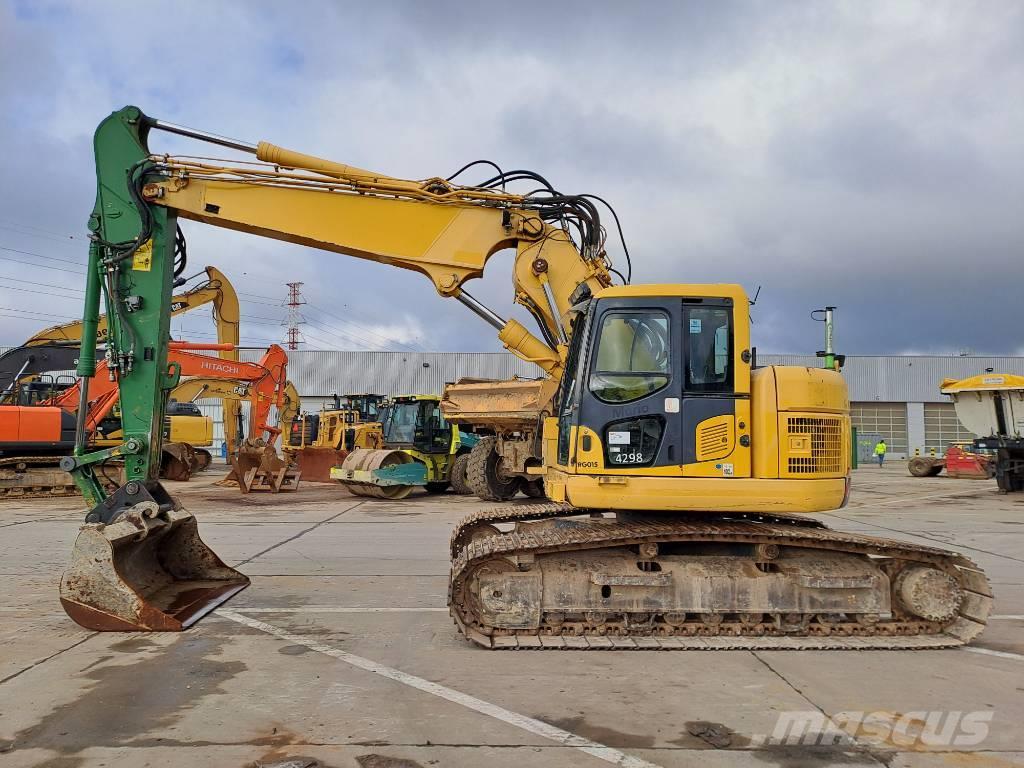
[1,462,1022,768]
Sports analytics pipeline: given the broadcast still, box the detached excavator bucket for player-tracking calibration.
[289,446,349,483]
[223,444,300,493]
[60,498,248,631]
[160,442,196,482]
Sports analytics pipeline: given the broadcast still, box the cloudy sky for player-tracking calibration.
[1,1,1021,357]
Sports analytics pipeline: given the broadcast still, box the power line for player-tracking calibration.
[0,219,85,242]
[0,283,84,300]
[168,328,285,346]
[300,331,345,351]
[303,317,381,350]
[306,300,420,351]
[0,223,83,248]
[0,244,88,267]
[0,276,84,294]
[236,296,282,308]
[0,305,76,320]
[0,253,85,275]
[304,311,411,352]
[239,290,284,302]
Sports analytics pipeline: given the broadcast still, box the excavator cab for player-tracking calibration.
[542,285,849,511]
[14,377,77,405]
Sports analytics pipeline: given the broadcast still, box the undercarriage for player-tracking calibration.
[0,456,122,499]
[448,503,992,650]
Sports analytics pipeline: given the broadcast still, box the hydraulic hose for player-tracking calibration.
[73,242,103,454]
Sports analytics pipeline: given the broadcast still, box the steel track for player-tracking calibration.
[448,504,993,650]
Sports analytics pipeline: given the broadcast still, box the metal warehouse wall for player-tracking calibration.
[760,355,1024,403]
[239,349,1024,403]
[239,349,544,398]
[5,346,1022,404]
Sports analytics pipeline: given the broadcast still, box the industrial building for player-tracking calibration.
[201,350,1024,460]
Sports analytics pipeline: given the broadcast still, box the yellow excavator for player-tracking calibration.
[58,107,991,648]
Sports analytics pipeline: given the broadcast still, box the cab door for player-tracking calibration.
[572,297,683,472]
[679,299,750,477]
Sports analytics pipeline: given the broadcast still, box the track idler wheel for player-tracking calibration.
[895,566,963,622]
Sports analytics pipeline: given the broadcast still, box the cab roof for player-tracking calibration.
[595,283,749,304]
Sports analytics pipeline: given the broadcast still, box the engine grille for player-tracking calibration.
[786,416,844,475]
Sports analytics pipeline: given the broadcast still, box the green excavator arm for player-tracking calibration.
[59,107,248,632]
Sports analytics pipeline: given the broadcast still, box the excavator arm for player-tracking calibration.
[59,106,615,631]
[142,126,613,373]
[171,376,301,446]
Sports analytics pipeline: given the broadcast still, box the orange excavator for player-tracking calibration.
[0,266,244,495]
[0,343,296,495]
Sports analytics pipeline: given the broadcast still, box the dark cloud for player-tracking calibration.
[772,112,990,194]
[0,0,1022,357]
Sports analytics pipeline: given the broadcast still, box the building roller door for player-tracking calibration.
[850,402,908,456]
[924,402,976,453]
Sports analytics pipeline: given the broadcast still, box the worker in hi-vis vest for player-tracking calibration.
[874,439,887,467]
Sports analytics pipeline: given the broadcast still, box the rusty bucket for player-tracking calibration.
[289,446,349,483]
[222,443,301,493]
[59,501,249,631]
[160,442,197,482]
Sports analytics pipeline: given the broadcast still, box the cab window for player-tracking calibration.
[685,306,732,392]
[589,311,670,403]
[425,402,449,452]
[387,403,418,444]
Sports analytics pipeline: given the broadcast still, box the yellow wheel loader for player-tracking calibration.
[284,393,386,482]
[57,107,991,647]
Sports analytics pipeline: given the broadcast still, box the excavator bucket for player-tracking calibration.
[289,447,349,483]
[60,500,248,631]
[160,442,196,482]
[192,448,212,472]
[223,443,301,493]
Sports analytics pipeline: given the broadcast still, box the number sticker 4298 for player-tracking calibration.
[614,452,645,463]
